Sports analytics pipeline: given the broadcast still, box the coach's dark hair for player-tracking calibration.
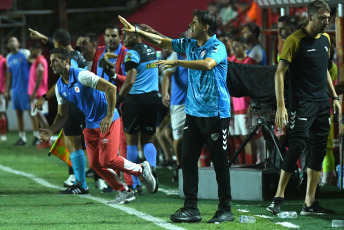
[308,0,330,15]
[105,24,122,35]
[84,33,98,45]
[193,9,220,36]
[278,15,299,29]
[53,28,71,46]
[243,23,260,38]
[50,47,71,61]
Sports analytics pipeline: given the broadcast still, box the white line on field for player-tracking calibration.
[254,215,273,219]
[237,209,250,213]
[0,164,186,230]
[276,222,300,228]
[159,188,179,195]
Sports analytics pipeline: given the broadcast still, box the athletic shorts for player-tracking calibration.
[12,91,30,111]
[63,102,85,136]
[31,99,48,116]
[229,114,249,136]
[122,91,159,135]
[0,94,6,112]
[170,104,186,140]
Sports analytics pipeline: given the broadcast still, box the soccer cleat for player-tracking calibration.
[140,161,156,193]
[300,201,335,216]
[134,185,144,195]
[36,140,52,149]
[102,185,114,193]
[14,138,26,146]
[172,166,181,182]
[60,182,89,194]
[267,197,284,215]
[32,137,40,146]
[208,209,235,223]
[63,174,75,187]
[108,190,136,204]
[170,207,202,223]
[1,135,7,141]
[151,167,158,193]
[95,179,107,190]
[85,168,94,178]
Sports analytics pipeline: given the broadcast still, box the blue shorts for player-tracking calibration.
[12,91,30,111]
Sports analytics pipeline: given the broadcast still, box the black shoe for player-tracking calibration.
[208,209,234,223]
[300,201,335,216]
[267,197,284,215]
[14,138,26,146]
[102,185,114,193]
[134,185,144,195]
[172,166,181,182]
[170,208,202,223]
[151,167,159,193]
[32,137,40,146]
[85,168,94,178]
[60,182,89,194]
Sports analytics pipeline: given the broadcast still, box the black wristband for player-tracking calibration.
[42,94,48,101]
[116,94,124,108]
[333,96,339,101]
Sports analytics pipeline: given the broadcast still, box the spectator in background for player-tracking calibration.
[27,43,50,149]
[241,23,267,65]
[5,36,34,146]
[219,34,234,61]
[229,37,257,165]
[0,54,7,141]
[78,33,98,71]
[277,15,299,42]
[219,0,238,25]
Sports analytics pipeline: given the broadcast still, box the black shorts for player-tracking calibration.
[63,102,85,136]
[122,91,159,135]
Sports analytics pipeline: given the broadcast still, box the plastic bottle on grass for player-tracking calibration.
[277,211,297,218]
[332,220,344,227]
[239,215,256,223]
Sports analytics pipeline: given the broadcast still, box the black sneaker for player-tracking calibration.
[300,201,335,216]
[151,167,158,193]
[32,137,40,146]
[14,138,26,146]
[267,197,284,215]
[208,209,235,223]
[134,185,144,195]
[60,182,89,194]
[102,185,114,193]
[170,207,202,223]
[85,168,94,178]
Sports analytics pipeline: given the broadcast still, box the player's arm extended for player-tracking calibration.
[156,58,217,71]
[40,103,69,142]
[118,16,172,50]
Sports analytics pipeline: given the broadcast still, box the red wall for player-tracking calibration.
[0,0,12,10]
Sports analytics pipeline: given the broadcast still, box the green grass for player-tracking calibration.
[0,132,343,229]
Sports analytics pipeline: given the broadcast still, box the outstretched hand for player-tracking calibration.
[155,60,177,70]
[28,28,44,40]
[118,16,135,33]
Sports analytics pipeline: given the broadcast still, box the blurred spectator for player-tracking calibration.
[241,22,267,65]
[219,0,238,25]
[0,54,7,141]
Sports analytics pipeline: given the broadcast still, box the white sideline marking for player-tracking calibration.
[159,188,179,195]
[254,215,273,219]
[276,222,300,228]
[0,164,186,230]
[237,209,250,213]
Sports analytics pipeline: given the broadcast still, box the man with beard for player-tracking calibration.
[267,0,341,216]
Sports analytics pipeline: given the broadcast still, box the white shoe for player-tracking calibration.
[63,174,75,187]
[95,179,107,190]
[108,190,136,204]
[1,135,7,141]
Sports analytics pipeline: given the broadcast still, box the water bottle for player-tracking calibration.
[332,220,344,228]
[277,211,297,218]
[239,215,256,223]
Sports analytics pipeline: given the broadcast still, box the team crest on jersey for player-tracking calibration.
[125,53,132,62]
[200,50,206,58]
[63,92,67,97]
[324,46,328,52]
[75,86,80,93]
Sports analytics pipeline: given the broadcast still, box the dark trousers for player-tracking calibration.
[182,114,231,210]
[282,100,330,172]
